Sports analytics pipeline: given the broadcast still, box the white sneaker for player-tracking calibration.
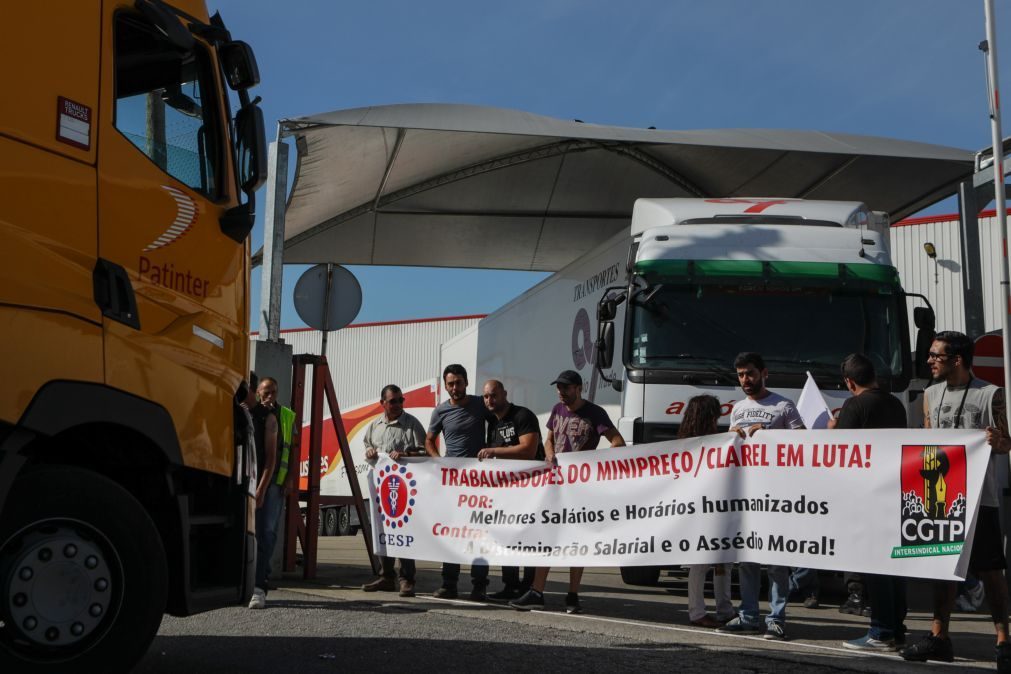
[248,587,266,609]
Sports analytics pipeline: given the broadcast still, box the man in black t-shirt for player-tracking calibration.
[830,353,909,653]
[477,380,541,601]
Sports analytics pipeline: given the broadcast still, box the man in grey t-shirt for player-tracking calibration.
[719,352,803,642]
[425,363,490,600]
[899,332,1011,669]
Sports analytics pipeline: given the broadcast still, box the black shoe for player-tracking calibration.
[488,587,521,602]
[433,586,458,599]
[997,642,1011,674]
[469,585,488,602]
[565,592,581,614]
[509,589,544,611]
[838,592,865,615]
[899,635,954,663]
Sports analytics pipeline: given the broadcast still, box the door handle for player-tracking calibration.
[93,258,141,329]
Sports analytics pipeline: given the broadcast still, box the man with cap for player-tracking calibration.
[511,369,624,614]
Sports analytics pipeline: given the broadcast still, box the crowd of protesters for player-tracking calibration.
[348,330,1009,671]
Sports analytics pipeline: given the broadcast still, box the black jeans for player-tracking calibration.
[502,566,536,591]
[442,562,489,588]
[380,556,416,581]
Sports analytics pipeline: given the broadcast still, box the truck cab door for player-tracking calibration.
[96,5,248,476]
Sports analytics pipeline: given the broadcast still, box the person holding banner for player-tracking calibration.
[361,384,427,597]
[477,380,541,601]
[678,394,736,628]
[426,364,492,601]
[899,332,1011,670]
[718,352,803,641]
[827,354,909,652]
[511,370,625,614]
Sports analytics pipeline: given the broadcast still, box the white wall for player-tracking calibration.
[891,211,1008,338]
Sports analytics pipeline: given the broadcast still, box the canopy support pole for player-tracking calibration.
[259,124,290,342]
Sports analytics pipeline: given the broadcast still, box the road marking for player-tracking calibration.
[428,596,974,666]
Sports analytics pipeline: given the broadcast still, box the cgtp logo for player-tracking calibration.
[892,444,967,558]
[374,464,418,529]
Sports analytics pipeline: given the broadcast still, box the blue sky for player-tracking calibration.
[207,0,1010,330]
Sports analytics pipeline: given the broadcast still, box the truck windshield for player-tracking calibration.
[628,277,906,381]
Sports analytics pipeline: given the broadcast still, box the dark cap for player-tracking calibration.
[550,370,583,387]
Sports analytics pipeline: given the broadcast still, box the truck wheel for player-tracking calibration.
[0,465,168,673]
[336,506,352,537]
[322,508,338,537]
[619,565,661,587]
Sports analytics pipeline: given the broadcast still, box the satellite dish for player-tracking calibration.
[293,264,362,332]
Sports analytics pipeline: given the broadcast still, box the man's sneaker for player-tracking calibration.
[565,592,581,614]
[716,617,762,634]
[433,586,458,599]
[899,634,954,663]
[803,595,820,609]
[996,641,1011,674]
[488,587,521,602]
[247,587,266,609]
[469,585,488,602]
[398,579,416,598]
[838,592,865,615]
[509,589,544,611]
[362,576,397,592]
[843,634,895,651]
[763,622,787,641]
[955,582,985,612]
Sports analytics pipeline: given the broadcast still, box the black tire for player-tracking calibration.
[0,465,168,673]
[336,506,352,537]
[619,565,661,587]
[322,508,338,537]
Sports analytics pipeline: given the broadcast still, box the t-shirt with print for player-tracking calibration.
[729,391,804,430]
[487,404,542,459]
[547,401,615,453]
[428,395,489,458]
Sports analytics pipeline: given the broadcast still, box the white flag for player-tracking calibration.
[796,371,832,429]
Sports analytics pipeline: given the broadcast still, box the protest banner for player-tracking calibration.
[369,429,989,580]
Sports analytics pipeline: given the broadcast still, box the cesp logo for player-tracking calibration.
[374,464,418,530]
[891,445,967,559]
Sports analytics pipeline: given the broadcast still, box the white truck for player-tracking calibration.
[445,197,935,586]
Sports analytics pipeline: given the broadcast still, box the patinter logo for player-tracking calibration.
[375,464,418,529]
[892,445,967,558]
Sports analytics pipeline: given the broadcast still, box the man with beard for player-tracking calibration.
[477,379,541,601]
[426,364,491,600]
[718,352,803,641]
[511,369,624,614]
[899,331,1011,672]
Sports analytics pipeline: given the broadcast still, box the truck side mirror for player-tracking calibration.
[596,321,615,369]
[597,298,616,322]
[219,40,260,90]
[913,306,936,379]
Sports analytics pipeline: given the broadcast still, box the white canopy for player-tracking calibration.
[268,103,974,272]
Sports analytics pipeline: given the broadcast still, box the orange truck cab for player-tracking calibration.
[0,1,267,670]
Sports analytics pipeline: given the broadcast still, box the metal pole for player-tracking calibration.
[259,127,290,342]
[320,263,334,358]
[982,0,1009,424]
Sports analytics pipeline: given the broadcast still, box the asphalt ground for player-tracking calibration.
[140,536,1003,673]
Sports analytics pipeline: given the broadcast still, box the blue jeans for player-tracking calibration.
[789,567,819,598]
[738,563,789,626]
[866,574,907,641]
[255,484,283,590]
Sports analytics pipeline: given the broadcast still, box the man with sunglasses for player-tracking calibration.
[899,332,1011,672]
[361,384,426,597]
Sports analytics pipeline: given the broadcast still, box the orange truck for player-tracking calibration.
[0,1,266,671]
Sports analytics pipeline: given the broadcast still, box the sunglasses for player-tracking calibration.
[926,352,951,361]
[386,397,405,404]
